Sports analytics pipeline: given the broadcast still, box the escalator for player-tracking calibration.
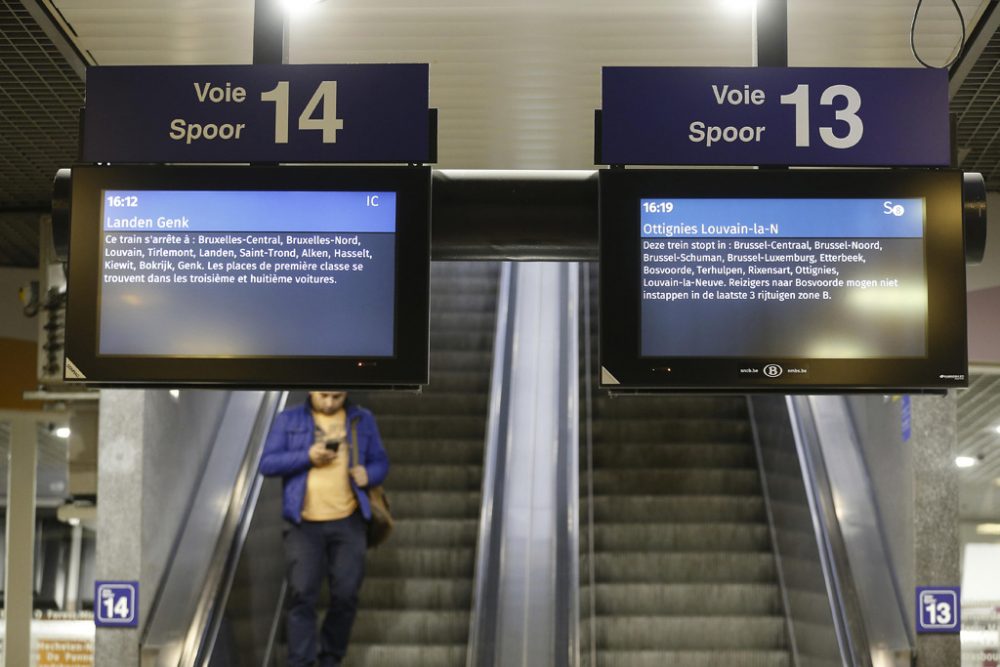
[342,260,499,666]
[579,265,792,667]
[162,260,910,667]
[219,260,500,666]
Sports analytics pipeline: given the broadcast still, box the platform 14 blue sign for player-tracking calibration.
[95,581,138,627]
[83,64,430,164]
[600,67,949,166]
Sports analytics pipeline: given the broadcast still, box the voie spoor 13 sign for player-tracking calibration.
[82,64,430,164]
[599,67,949,167]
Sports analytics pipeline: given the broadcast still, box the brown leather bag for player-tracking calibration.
[351,420,394,548]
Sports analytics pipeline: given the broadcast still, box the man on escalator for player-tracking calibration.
[260,391,390,667]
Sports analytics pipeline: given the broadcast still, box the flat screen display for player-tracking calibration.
[66,166,430,387]
[601,169,967,392]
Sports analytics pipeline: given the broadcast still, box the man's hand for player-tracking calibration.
[309,443,336,467]
[350,466,369,487]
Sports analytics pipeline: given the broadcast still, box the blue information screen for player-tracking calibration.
[639,197,927,359]
[98,190,397,357]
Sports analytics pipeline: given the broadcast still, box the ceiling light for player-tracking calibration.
[281,0,323,13]
[55,426,71,439]
[169,389,180,400]
[68,518,80,527]
[977,524,1000,536]
[994,424,1000,434]
[955,456,978,468]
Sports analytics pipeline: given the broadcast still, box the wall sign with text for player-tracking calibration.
[600,67,949,167]
[94,581,138,628]
[82,64,431,164]
[916,586,961,634]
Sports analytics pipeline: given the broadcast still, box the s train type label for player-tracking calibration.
[82,64,430,163]
[600,67,949,166]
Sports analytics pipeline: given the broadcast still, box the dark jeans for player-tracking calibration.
[284,512,367,667]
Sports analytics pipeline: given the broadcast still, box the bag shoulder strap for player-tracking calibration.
[350,418,360,469]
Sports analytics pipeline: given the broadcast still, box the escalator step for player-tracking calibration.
[585,616,787,651]
[430,330,496,352]
[351,609,470,644]
[584,495,765,524]
[589,523,771,552]
[366,547,475,578]
[390,519,479,548]
[359,393,489,416]
[377,415,487,439]
[581,552,777,584]
[387,464,483,491]
[591,419,751,442]
[580,583,782,616]
[358,577,473,610]
[588,469,761,496]
[430,292,498,312]
[430,312,496,331]
[344,643,466,667]
[581,649,791,667]
[423,370,491,393]
[388,491,482,520]
[589,443,756,469]
[384,438,487,465]
[591,397,747,419]
[428,349,493,370]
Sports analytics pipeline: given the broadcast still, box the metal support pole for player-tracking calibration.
[755,0,789,68]
[253,0,288,66]
[66,523,84,612]
[4,416,38,667]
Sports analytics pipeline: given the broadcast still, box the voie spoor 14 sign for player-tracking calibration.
[600,67,949,167]
[82,64,430,164]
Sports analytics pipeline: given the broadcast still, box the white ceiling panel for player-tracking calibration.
[48,0,992,169]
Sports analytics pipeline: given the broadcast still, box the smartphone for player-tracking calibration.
[325,439,342,452]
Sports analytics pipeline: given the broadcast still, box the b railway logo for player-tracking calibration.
[763,364,783,378]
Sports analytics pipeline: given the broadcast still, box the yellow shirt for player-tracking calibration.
[301,409,358,521]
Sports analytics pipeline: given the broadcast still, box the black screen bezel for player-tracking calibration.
[599,168,968,392]
[65,164,431,388]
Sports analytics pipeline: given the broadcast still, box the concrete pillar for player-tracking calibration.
[911,393,961,666]
[94,390,146,665]
[4,415,38,667]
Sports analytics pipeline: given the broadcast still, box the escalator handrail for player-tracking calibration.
[174,390,288,667]
[785,395,875,667]
[556,263,581,667]
[467,261,515,667]
[581,262,597,667]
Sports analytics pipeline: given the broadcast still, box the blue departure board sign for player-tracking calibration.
[639,198,926,359]
[99,190,396,357]
[65,165,432,388]
[600,67,950,167]
[598,169,968,392]
[82,64,431,163]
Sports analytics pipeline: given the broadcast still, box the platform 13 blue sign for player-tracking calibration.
[916,586,960,633]
[601,67,949,167]
[83,64,430,163]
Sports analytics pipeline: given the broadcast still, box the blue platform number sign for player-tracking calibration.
[95,581,138,628]
[82,64,430,164]
[916,586,960,633]
[600,67,949,167]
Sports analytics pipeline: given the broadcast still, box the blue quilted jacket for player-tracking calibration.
[259,401,389,524]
